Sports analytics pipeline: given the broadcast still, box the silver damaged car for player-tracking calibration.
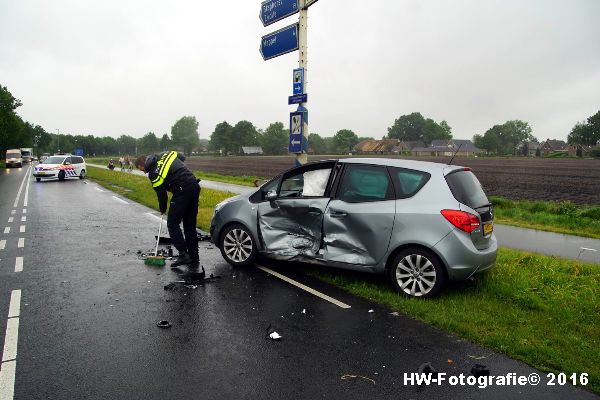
[210,158,497,298]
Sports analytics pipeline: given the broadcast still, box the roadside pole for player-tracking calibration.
[259,0,318,166]
[296,0,308,166]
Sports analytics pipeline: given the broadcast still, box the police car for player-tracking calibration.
[33,154,87,182]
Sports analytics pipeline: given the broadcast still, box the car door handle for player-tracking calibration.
[308,207,323,216]
[330,211,347,218]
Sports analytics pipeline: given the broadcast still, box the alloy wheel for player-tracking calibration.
[395,254,437,297]
[223,228,253,263]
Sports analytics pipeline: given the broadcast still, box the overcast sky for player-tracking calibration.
[1,0,599,142]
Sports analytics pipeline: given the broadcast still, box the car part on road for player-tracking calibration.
[156,320,172,329]
[418,362,438,376]
[145,216,166,266]
[388,247,446,298]
[219,223,257,267]
[471,364,490,377]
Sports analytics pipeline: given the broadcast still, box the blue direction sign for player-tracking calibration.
[293,68,304,95]
[289,111,303,153]
[288,93,307,105]
[260,0,299,27]
[260,23,299,61]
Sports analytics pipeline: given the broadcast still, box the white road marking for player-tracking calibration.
[23,169,31,207]
[95,187,105,192]
[112,196,128,204]
[10,210,15,215]
[8,290,21,318]
[7,217,13,223]
[0,360,16,399]
[12,166,30,208]
[22,209,26,214]
[20,216,26,222]
[19,226,25,233]
[2,318,19,362]
[15,257,23,273]
[256,265,352,309]
[3,227,9,234]
[146,212,163,222]
[0,240,5,250]
[17,238,24,248]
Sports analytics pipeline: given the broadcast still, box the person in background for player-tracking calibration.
[135,151,200,269]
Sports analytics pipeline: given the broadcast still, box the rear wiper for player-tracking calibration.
[474,203,492,209]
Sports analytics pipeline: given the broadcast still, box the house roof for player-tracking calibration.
[353,139,399,152]
[542,139,567,151]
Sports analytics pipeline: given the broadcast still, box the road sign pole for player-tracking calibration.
[295,0,308,166]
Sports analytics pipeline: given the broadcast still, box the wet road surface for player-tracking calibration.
[0,166,597,399]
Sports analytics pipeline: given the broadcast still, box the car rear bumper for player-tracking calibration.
[434,229,498,281]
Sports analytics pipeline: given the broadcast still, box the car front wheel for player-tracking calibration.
[58,170,65,181]
[388,247,446,298]
[79,169,86,179]
[219,223,257,267]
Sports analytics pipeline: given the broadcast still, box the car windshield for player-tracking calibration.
[21,151,31,156]
[6,152,20,158]
[43,156,66,164]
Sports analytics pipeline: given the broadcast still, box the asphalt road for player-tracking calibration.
[0,165,596,400]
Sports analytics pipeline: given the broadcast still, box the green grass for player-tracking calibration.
[87,166,237,230]
[491,196,600,239]
[85,157,258,187]
[308,248,600,393]
[0,160,5,168]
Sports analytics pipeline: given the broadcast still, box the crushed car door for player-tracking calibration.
[257,162,335,259]
[322,163,396,266]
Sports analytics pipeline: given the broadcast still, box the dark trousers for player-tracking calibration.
[167,184,200,261]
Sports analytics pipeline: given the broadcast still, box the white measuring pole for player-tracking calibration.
[296,0,309,166]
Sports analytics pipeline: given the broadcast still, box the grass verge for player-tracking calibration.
[491,196,600,239]
[87,166,237,230]
[85,157,258,187]
[308,248,600,393]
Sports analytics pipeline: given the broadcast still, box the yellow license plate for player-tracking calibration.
[484,223,493,235]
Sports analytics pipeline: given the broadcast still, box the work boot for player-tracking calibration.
[188,261,200,270]
[171,252,192,268]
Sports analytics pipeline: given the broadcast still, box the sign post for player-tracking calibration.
[295,0,309,166]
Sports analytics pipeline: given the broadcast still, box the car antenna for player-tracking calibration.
[448,143,463,165]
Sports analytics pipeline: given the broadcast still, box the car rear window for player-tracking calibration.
[388,167,431,199]
[445,169,489,209]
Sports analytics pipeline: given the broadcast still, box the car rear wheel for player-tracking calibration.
[388,247,446,298]
[219,223,256,267]
[79,169,86,179]
[58,170,65,181]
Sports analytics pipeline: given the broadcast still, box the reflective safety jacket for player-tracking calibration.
[144,151,198,213]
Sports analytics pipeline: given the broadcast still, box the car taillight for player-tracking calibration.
[441,209,480,233]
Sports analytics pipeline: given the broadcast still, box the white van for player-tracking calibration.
[5,149,23,168]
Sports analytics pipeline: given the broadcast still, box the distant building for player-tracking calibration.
[353,139,399,154]
[567,144,593,157]
[411,139,483,157]
[391,140,426,154]
[517,141,540,156]
[540,139,567,156]
[240,146,263,155]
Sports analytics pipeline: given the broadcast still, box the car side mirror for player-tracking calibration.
[265,191,277,201]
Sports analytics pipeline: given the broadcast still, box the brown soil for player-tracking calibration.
[186,156,600,205]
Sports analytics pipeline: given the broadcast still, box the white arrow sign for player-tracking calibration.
[291,139,301,145]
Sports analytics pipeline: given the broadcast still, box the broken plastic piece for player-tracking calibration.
[341,374,376,385]
[471,364,490,377]
[418,362,437,376]
[368,309,374,313]
[301,308,306,314]
[156,320,172,328]
[268,331,282,340]
[389,311,400,316]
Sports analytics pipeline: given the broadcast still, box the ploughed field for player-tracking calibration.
[186,156,600,204]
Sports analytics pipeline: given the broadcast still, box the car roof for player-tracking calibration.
[336,157,464,174]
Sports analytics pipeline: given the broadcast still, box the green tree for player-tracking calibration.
[160,134,171,151]
[333,129,359,154]
[260,122,288,155]
[475,120,534,155]
[387,112,452,145]
[0,84,25,154]
[567,111,600,146]
[139,132,159,154]
[171,116,200,155]
[117,134,137,155]
[231,120,259,154]
[308,133,326,154]
[209,121,233,154]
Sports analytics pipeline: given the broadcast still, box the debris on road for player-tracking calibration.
[368,309,374,313]
[471,364,490,377]
[389,311,400,316]
[418,362,437,376]
[447,359,454,365]
[341,374,376,385]
[468,354,491,360]
[156,320,172,329]
[268,331,282,340]
[301,308,306,314]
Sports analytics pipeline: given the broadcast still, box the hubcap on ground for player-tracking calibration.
[223,229,252,263]
[395,254,437,297]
